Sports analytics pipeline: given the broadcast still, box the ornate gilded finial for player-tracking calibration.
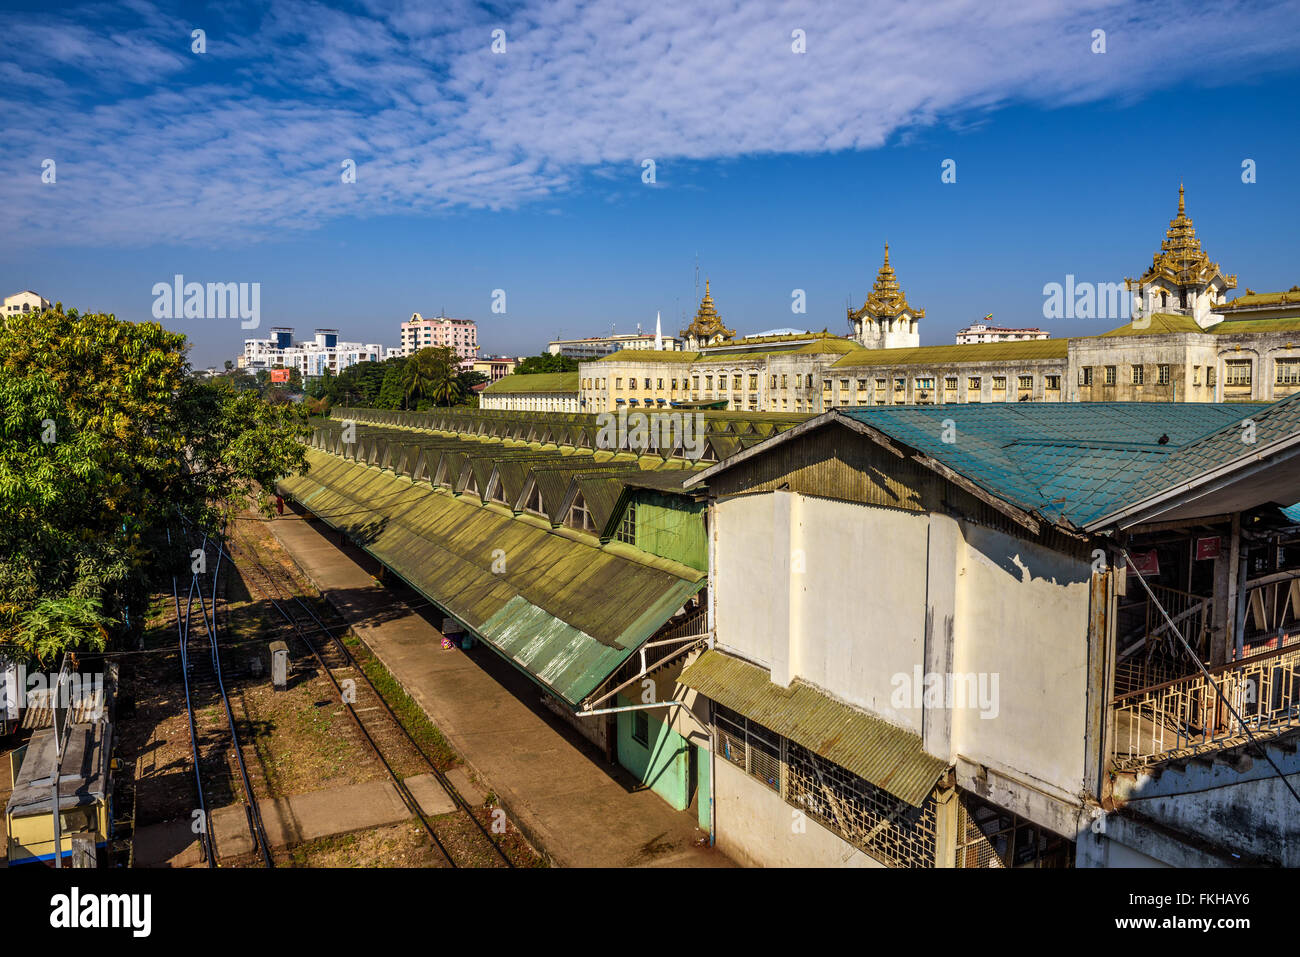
[705,278,710,295]
[1178,182,1185,215]
[883,241,889,263]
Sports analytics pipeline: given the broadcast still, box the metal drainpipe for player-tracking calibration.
[709,698,717,847]
[708,497,717,847]
[577,700,689,717]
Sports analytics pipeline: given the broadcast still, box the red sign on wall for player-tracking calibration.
[270,368,290,383]
[1196,536,1222,560]
[1128,550,1160,576]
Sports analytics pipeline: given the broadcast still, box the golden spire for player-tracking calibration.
[849,244,924,321]
[852,244,925,323]
[1127,184,1235,293]
[679,278,735,341]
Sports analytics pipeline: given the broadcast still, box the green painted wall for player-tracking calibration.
[615,693,692,811]
[632,492,708,572]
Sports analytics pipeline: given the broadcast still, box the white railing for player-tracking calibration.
[1112,642,1300,769]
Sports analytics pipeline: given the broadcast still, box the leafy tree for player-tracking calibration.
[516,352,579,375]
[377,358,409,409]
[0,308,310,661]
[458,370,489,391]
[400,347,465,409]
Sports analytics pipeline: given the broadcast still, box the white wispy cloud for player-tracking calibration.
[2,0,1297,246]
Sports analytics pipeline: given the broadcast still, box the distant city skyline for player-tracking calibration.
[2,0,1298,367]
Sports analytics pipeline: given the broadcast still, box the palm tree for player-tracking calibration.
[427,366,465,408]
[401,347,464,409]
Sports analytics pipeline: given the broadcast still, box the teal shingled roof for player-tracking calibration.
[836,400,1288,529]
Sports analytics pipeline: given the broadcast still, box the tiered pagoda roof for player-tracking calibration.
[849,244,925,321]
[1128,185,1236,291]
[679,280,735,342]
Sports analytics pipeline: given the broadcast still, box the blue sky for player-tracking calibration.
[2,0,1299,367]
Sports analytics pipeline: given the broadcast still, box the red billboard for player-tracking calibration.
[270,368,290,383]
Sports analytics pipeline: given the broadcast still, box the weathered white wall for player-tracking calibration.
[713,491,930,732]
[713,489,1097,842]
[713,756,883,868]
[951,523,1093,803]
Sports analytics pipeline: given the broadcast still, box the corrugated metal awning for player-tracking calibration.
[681,650,947,807]
[280,450,705,709]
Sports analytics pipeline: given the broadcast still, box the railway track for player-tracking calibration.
[169,524,275,868]
[222,518,514,869]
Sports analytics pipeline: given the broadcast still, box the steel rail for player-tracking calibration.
[223,523,515,868]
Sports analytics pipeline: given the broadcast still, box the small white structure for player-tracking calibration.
[4,290,51,316]
[955,320,1049,344]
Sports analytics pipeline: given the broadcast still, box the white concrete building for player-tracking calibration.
[241,327,386,378]
[955,320,1049,344]
[4,290,51,316]
[549,331,679,359]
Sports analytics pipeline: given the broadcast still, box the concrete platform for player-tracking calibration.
[403,773,456,817]
[265,510,731,868]
[213,778,412,858]
[135,778,416,865]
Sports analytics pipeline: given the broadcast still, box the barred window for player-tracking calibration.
[749,374,759,390]
[992,376,1007,390]
[956,794,1073,868]
[713,704,779,791]
[713,705,937,867]
[786,741,937,868]
[1018,375,1033,390]
[632,709,649,746]
[968,376,981,390]
[1045,375,1061,390]
[944,377,958,390]
[1277,359,1300,385]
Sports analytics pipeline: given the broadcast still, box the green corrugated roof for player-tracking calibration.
[280,449,704,707]
[680,650,946,807]
[1218,289,1300,309]
[832,338,1068,369]
[1097,313,1206,337]
[483,371,579,394]
[594,350,702,363]
[1214,316,1300,335]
